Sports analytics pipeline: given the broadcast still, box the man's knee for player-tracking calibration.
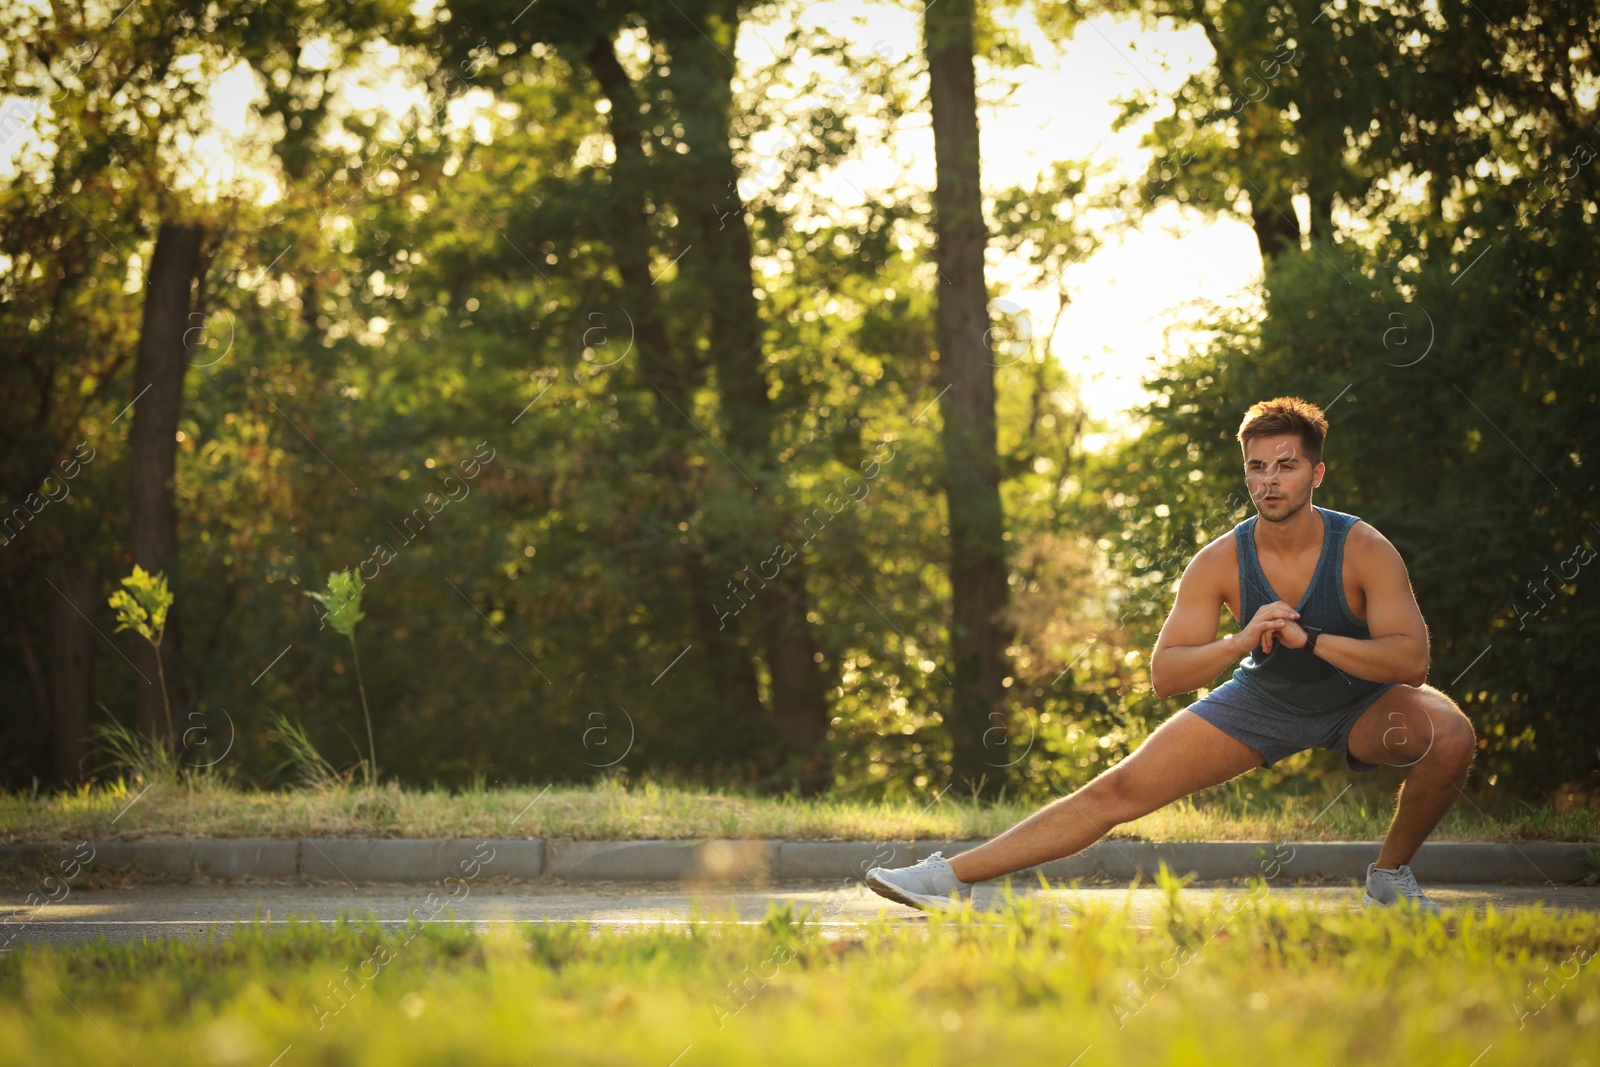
[1079,766,1149,826]
[1419,687,1477,773]
[1435,710,1477,774]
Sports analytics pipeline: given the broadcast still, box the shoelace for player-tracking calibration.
[1392,867,1424,899]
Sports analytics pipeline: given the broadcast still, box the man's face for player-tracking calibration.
[1243,433,1323,523]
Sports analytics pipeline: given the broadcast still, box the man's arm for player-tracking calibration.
[1150,541,1299,698]
[1276,523,1430,685]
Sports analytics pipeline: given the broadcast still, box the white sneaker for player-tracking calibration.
[865,851,973,913]
[1362,862,1443,915]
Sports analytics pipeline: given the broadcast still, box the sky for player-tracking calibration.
[2,0,1266,431]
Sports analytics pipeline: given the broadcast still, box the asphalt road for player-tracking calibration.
[4,879,1599,950]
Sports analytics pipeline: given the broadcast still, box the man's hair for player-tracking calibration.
[1236,396,1328,464]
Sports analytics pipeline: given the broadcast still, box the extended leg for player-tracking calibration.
[1345,684,1477,869]
[947,708,1267,883]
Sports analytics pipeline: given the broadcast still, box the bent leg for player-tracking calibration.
[1345,683,1477,868]
[947,708,1267,883]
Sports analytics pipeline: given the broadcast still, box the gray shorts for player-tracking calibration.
[1187,679,1399,773]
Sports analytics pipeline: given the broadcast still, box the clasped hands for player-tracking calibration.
[1234,600,1310,655]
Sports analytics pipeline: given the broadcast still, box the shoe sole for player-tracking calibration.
[1362,889,1441,915]
[864,871,965,913]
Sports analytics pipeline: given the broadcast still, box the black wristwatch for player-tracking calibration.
[1302,624,1324,657]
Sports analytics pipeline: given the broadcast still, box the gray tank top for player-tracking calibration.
[1230,505,1386,715]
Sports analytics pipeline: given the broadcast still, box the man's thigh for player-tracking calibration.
[1345,683,1476,768]
[1097,708,1267,813]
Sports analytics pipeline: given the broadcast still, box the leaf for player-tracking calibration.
[306,568,365,637]
[108,565,173,645]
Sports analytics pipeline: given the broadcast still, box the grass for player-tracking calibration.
[2,872,1598,1065]
[2,774,1596,846]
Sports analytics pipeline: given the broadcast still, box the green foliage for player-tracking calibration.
[266,712,355,791]
[86,718,181,791]
[2,0,1124,798]
[4,775,1597,847]
[5,0,1596,807]
[2,898,1597,1063]
[306,569,366,639]
[307,569,378,787]
[107,565,177,746]
[107,566,172,648]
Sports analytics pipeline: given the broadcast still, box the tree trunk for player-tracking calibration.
[128,220,204,751]
[6,580,53,780]
[47,562,97,785]
[585,36,770,763]
[925,0,1014,793]
[661,9,834,792]
[1249,196,1301,261]
[9,599,51,727]
[1307,185,1335,244]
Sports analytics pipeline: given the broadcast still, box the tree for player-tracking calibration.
[440,0,838,789]
[1085,0,1385,263]
[582,34,770,752]
[0,0,217,783]
[127,220,208,749]
[922,0,1013,791]
[653,1,834,790]
[0,0,413,784]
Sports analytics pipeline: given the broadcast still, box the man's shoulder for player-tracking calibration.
[1339,515,1403,567]
[1196,526,1241,555]
[1187,528,1242,577]
[1338,513,1386,546]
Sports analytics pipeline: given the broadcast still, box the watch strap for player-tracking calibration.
[1303,624,1323,655]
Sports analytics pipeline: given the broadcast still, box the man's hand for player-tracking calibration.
[1276,619,1309,652]
[1239,600,1301,654]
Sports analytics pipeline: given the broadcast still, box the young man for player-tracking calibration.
[866,396,1477,915]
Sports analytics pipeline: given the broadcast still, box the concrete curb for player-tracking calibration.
[298,839,545,882]
[0,838,1594,886]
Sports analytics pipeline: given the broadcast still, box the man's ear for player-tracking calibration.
[1312,461,1325,488]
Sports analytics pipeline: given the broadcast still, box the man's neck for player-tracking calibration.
[1254,501,1321,554]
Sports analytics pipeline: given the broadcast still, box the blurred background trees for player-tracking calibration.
[1,0,1594,807]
